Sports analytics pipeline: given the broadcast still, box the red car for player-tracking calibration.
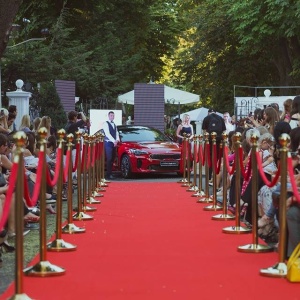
[116,125,182,178]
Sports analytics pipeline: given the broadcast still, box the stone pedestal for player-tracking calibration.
[6,79,31,129]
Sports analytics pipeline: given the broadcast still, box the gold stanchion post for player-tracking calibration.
[9,132,32,299]
[86,135,101,204]
[72,132,93,221]
[204,132,222,211]
[187,135,198,192]
[238,133,273,252]
[197,132,212,203]
[47,130,77,251]
[193,135,205,198]
[222,132,251,234]
[100,133,109,186]
[212,132,235,220]
[80,134,96,212]
[24,128,65,276]
[93,134,104,197]
[260,134,290,277]
[62,133,86,234]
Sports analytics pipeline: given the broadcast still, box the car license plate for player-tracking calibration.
[160,161,179,167]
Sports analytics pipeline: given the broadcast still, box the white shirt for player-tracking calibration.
[102,121,120,143]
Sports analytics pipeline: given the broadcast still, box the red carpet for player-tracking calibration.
[1,182,299,300]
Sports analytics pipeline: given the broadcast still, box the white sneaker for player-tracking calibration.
[260,262,287,276]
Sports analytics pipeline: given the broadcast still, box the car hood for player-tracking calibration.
[122,141,180,151]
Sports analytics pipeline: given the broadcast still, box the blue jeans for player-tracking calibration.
[105,141,116,177]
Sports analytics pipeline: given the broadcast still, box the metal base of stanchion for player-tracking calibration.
[177,178,188,183]
[8,293,32,300]
[47,239,77,252]
[212,213,235,221]
[196,196,213,203]
[187,185,198,192]
[100,179,109,186]
[87,196,102,204]
[192,190,205,197]
[72,211,94,221]
[238,243,273,253]
[96,187,106,192]
[92,191,104,198]
[260,262,287,277]
[222,225,252,234]
[24,260,65,277]
[203,203,223,211]
[62,223,86,234]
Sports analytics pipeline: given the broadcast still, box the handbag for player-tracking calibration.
[0,173,7,187]
[287,243,300,282]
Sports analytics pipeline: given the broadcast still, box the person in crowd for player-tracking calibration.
[202,108,226,181]
[65,111,87,183]
[38,116,52,138]
[32,117,41,133]
[280,98,293,122]
[290,95,300,129]
[102,111,120,180]
[223,112,235,133]
[19,114,31,133]
[7,114,16,133]
[176,114,194,145]
[0,109,11,134]
[7,105,17,132]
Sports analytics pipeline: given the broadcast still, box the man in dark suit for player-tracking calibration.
[102,111,120,179]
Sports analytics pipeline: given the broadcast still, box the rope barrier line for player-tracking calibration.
[63,148,71,182]
[239,148,252,181]
[255,151,280,188]
[287,156,300,203]
[72,143,80,173]
[216,144,223,175]
[23,150,44,208]
[0,161,18,230]
[46,147,63,187]
[223,146,235,175]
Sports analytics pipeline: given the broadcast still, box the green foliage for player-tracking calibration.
[37,82,67,130]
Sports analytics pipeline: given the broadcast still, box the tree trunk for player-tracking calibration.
[0,0,22,59]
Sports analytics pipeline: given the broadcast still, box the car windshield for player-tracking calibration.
[118,127,170,142]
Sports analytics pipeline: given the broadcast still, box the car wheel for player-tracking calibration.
[121,154,132,178]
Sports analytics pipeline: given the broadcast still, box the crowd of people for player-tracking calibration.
[0,108,88,267]
[191,99,300,259]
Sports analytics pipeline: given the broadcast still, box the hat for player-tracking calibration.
[208,108,215,113]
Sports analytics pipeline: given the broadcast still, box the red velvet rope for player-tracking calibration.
[63,148,71,182]
[287,156,300,203]
[86,145,91,170]
[202,144,207,166]
[206,143,211,168]
[194,142,198,163]
[212,143,217,173]
[46,147,62,187]
[239,148,252,181]
[23,150,44,207]
[224,146,235,175]
[0,162,18,230]
[255,151,280,187]
[98,142,103,159]
[81,144,86,170]
[216,147,223,175]
[72,143,80,172]
[91,144,96,167]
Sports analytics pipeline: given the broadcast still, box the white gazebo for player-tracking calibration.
[118,84,200,105]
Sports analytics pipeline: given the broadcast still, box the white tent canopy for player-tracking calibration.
[118,85,199,105]
[179,107,223,122]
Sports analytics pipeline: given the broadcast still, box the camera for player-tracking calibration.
[77,112,82,119]
[0,109,4,116]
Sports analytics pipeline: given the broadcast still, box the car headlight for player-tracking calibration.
[129,149,149,155]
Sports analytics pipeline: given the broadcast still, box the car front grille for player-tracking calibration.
[149,154,181,160]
